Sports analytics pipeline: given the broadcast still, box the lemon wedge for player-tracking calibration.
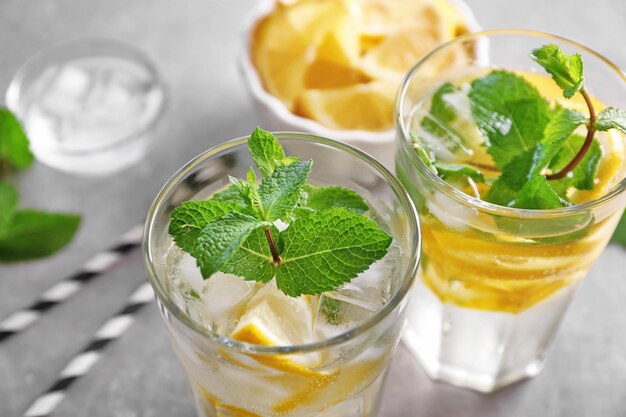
[230,281,324,375]
[251,0,471,130]
[296,80,397,131]
[252,0,356,109]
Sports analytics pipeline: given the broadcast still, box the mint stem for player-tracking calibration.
[264,227,281,266]
[546,89,597,180]
[0,159,8,180]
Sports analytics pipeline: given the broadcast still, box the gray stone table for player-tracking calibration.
[0,0,625,416]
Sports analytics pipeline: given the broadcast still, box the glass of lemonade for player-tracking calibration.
[143,132,420,417]
[395,30,626,392]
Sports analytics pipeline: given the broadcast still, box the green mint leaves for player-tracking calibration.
[276,208,391,296]
[0,108,34,170]
[594,107,626,134]
[0,209,81,262]
[169,128,392,297]
[469,70,552,169]
[531,44,584,99]
[413,44,626,211]
[0,107,81,262]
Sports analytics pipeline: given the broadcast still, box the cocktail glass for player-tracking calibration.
[144,132,420,416]
[395,30,626,392]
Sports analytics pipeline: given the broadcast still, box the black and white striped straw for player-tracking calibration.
[23,282,155,417]
[0,224,144,343]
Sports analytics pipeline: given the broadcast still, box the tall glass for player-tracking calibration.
[144,133,420,416]
[395,30,626,392]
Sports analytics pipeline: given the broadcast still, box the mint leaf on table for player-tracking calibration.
[258,160,312,221]
[191,212,269,278]
[0,108,34,170]
[469,70,551,168]
[168,127,392,297]
[0,210,80,262]
[531,44,584,98]
[0,181,19,229]
[0,107,81,262]
[301,184,369,214]
[594,107,626,133]
[276,208,392,297]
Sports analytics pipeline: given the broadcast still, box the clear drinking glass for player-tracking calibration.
[143,133,420,417]
[6,39,165,176]
[395,30,626,392]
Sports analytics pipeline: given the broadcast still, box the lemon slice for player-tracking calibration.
[252,0,355,109]
[359,0,467,80]
[296,80,396,131]
[230,281,323,375]
[570,129,626,203]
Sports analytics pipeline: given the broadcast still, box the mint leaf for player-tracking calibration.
[612,212,626,247]
[469,70,551,168]
[211,185,250,211]
[221,225,280,283]
[421,83,467,155]
[485,106,586,208]
[169,200,240,253]
[258,160,312,221]
[248,127,289,177]
[0,210,81,262]
[429,82,458,123]
[550,135,601,191]
[276,208,392,296]
[191,212,268,278]
[531,44,584,98]
[0,108,34,170]
[0,181,19,230]
[302,184,369,214]
[410,134,437,173]
[594,107,626,134]
[433,162,485,183]
[514,176,565,209]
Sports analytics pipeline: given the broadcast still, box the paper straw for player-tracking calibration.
[0,224,144,343]
[23,282,155,417]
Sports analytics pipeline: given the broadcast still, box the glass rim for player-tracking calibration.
[395,29,626,219]
[5,37,167,156]
[143,132,421,354]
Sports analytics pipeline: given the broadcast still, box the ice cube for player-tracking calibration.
[332,243,400,310]
[200,272,258,319]
[39,65,92,117]
[314,293,379,340]
[175,253,204,293]
[54,65,91,98]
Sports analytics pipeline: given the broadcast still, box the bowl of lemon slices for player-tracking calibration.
[240,0,480,169]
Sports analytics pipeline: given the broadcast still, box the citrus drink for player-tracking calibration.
[144,133,420,416]
[396,31,626,392]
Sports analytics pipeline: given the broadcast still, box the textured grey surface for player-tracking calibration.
[0,0,625,416]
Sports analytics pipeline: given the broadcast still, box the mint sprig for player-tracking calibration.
[531,44,584,99]
[0,107,81,262]
[169,128,392,297]
[0,108,34,171]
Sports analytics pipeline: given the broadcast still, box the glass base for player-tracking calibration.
[403,278,580,393]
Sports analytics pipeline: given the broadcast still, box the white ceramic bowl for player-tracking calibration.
[239,0,481,170]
